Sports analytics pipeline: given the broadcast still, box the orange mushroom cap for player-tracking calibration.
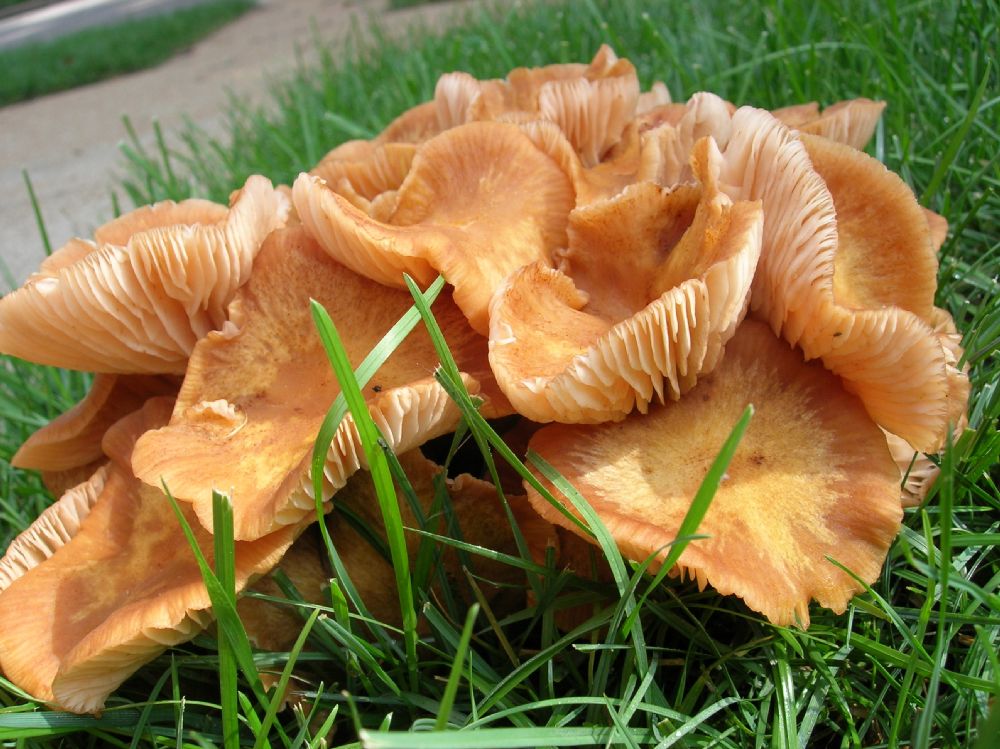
[489,137,762,422]
[131,226,505,541]
[637,92,733,187]
[0,465,108,593]
[0,398,299,713]
[376,100,441,145]
[294,120,575,333]
[524,320,903,627]
[923,208,949,253]
[310,141,416,215]
[536,55,639,168]
[238,528,330,652]
[771,102,821,128]
[0,176,289,374]
[797,97,887,150]
[12,373,178,473]
[717,107,966,452]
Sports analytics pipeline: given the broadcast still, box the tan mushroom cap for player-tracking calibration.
[12,373,178,473]
[376,47,616,149]
[923,208,949,252]
[132,226,506,542]
[801,133,938,322]
[376,100,441,145]
[637,92,733,188]
[488,137,762,423]
[520,119,641,206]
[0,465,108,593]
[797,97,887,150]
[310,142,416,211]
[434,71,512,130]
[0,398,299,714]
[636,81,672,114]
[504,44,618,111]
[36,238,98,275]
[324,449,523,627]
[93,198,229,246]
[717,107,964,452]
[887,430,942,508]
[536,55,639,168]
[524,320,903,627]
[0,175,289,374]
[428,44,638,168]
[40,462,108,500]
[771,102,821,128]
[886,307,970,506]
[294,121,574,333]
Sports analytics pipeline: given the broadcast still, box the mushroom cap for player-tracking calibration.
[434,71,514,130]
[12,373,178,472]
[310,142,416,208]
[0,398,299,713]
[376,100,441,145]
[294,121,575,333]
[636,92,733,187]
[92,198,229,246]
[0,176,289,373]
[131,226,504,541]
[717,106,839,340]
[884,306,971,506]
[488,138,763,422]
[0,464,108,593]
[801,133,938,322]
[923,208,949,252]
[771,102,821,128]
[718,107,963,452]
[519,119,641,206]
[636,81,672,113]
[524,319,903,627]
[536,55,639,168]
[797,97,887,150]
[40,461,108,499]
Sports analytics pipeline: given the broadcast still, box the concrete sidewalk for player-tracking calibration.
[0,0,488,288]
[0,0,214,49]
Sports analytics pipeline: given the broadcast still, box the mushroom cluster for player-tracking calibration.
[0,46,968,714]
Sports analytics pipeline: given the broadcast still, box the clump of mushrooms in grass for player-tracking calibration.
[0,45,968,713]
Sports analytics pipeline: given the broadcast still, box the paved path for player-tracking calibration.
[0,0,213,49]
[0,0,489,288]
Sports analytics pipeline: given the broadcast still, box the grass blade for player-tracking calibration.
[211,491,241,748]
[434,603,481,731]
[310,299,419,690]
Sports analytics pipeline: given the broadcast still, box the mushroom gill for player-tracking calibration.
[716,107,967,452]
[488,137,762,423]
[0,176,289,374]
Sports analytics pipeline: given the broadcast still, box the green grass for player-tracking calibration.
[389,0,446,9]
[2,0,999,746]
[0,0,254,107]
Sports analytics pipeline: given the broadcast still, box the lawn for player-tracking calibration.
[0,0,997,746]
[0,0,254,106]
